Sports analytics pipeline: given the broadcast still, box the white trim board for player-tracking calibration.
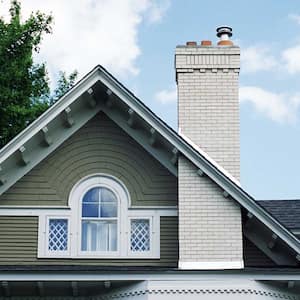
[0,208,177,217]
[178,260,244,270]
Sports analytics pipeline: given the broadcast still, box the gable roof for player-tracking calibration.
[1,65,300,260]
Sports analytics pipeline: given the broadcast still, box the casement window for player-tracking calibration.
[38,174,160,258]
[42,216,70,257]
[130,218,151,253]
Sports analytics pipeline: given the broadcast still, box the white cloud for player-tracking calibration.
[288,13,300,25]
[282,44,300,74]
[241,46,277,73]
[240,86,300,123]
[145,0,170,23]
[155,87,177,104]
[0,0,170,85]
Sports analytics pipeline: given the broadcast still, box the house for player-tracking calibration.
[0,26,299,299]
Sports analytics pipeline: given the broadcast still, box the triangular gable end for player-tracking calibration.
[0,65,300,265]
[0,112,178,209]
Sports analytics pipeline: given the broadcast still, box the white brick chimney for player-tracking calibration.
[176,27,244,269]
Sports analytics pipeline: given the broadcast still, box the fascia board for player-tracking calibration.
[1,270,300,281]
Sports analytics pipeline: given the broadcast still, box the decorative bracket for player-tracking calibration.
[41,126,52,146]
[19,146,30,165]
[105,89,114,108]
[247,212,254,219]
[268,233,278,249]
[63,107,74,127]
[127,108,136,127]
[197,168,204,177]
[71,282,79,297]
[149,128,157,146]
[223,191,229,198]
[86,88,97,108]
[0,166,6,185]
[1,281,10,297]
[171,148,179,165]
[288,281,295,289]
[37,282,44,296]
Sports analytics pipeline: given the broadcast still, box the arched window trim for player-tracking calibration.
[72,174,128,258]
[38,174,161,259]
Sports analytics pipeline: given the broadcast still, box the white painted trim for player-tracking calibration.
[68,173,131,208]
[127,215,160,258]
[37,174,163,259]
[0,271,299,281]
[38,215,71,258]
[129,206,177,210]
[178,260,244,270]
[0,206,70,209]
[0,208,176,217]
[45,216,71,257]
[0,209,72,216]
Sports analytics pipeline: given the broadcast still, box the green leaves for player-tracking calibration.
[0,0,77,148]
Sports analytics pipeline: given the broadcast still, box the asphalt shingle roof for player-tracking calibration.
[258,200,300,230]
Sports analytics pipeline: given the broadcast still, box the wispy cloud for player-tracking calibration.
[241,46,277,73]
[145,0,170,24]
[240,86,300,124]
[288,13,300,25]
[282,44,300,74]
[0,0,170,84]
[155,87,177,104]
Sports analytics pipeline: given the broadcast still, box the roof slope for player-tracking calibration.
[0,65,300,261]
[258,200,300,230]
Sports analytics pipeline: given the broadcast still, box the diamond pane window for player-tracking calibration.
[130,219,150,252]
[48,219,68,251]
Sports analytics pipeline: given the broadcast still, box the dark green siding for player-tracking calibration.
[0,216,178,266]
[0,113,178,207]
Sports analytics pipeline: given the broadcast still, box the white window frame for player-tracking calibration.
[38,174,161,259]
[77,181,122,257]
[39,215,71,257]
[128,216,152,257]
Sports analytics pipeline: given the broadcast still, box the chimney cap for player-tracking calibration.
[216,26,233,38]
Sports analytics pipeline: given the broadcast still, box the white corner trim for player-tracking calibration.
[178,128,241,187]
[178,260,244,270]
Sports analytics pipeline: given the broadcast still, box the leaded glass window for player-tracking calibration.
[130,219,150,252]
[81,187,118,252]
[48,219,68,251]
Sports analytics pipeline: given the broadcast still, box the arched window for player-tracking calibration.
[81,187,118,252]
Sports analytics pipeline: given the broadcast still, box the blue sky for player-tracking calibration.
[1,0,300,200]
[130,1,300,200]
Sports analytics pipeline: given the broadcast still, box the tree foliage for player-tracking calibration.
[0,0,77,148]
